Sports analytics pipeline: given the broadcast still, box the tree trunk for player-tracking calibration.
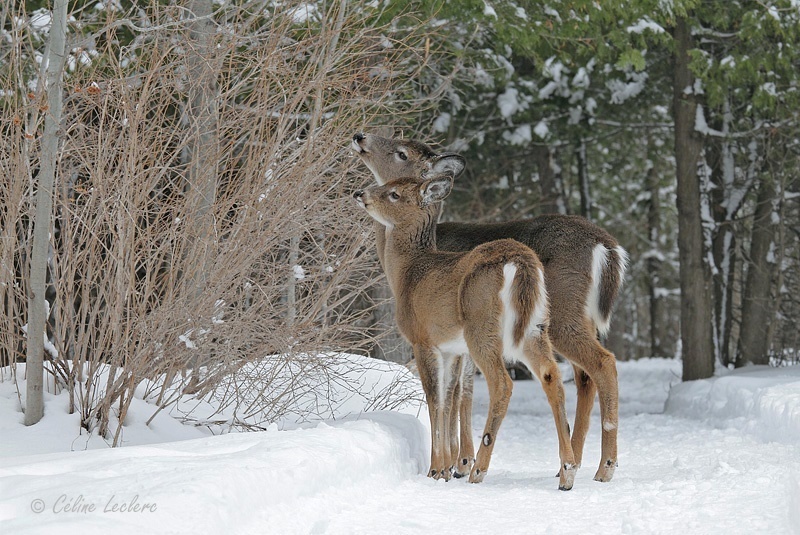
[180,0,219,394]
[645,164,669,358]
[710,226,736,366]
[534,145,566,215]
[576,138,591,220]
[737,174,777,366]
[183,0,219,301]
[673,16,714,381]
[25,0,69,426]
[707,99,751,367]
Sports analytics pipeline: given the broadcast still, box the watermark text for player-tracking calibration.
[31,494,157,514]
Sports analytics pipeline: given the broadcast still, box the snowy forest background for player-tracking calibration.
[2,0,800,436]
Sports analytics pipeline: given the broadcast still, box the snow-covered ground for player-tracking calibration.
[1,357,799,534]
[0,354,424,457]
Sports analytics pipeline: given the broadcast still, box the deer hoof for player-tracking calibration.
[556,461,580,477]
[429,466,451,481]
[559,463,577,490]
[593,459,617,482]
[469,467,486,484]
[453,457,473,478]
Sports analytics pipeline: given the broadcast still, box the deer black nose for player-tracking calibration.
[353,189,364,199]
[353,132,365,142]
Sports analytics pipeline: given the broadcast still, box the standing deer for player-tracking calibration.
[353,174,577,488]
[352,132,628,483]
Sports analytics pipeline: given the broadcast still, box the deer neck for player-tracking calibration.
[374,221,388,270]
[382,208,438,290]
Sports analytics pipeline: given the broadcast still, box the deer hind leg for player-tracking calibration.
[414,346,451,481]
[464,333,510,484]
[552,327,619,483]
[571,363,597,468]
[587,346,619,482]
[453,356,475,478]
[523,336,577,490]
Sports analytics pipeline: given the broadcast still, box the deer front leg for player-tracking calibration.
[445,355,463,477]
[414,346,451,481]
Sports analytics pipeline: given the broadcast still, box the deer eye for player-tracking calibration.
[389,191,400,201]
[396,150,408,161]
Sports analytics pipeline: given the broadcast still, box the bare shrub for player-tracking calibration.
[0,0,442,443]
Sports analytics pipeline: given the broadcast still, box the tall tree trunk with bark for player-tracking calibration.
[183,0,219,301]
[709,156,738,367]
[181,0,219,393]
[707,100,752,367]
[25,0,69,426]
[645,164,669,358]
[673,16,715,381]
[737,173,778,366]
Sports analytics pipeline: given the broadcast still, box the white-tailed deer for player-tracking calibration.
[353,175,577,488]
[352,132,628,483]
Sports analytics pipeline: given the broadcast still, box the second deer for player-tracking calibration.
[353,174,576,488]
[352,132,628,483]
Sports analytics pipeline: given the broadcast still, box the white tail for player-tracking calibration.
[587,245,630,338]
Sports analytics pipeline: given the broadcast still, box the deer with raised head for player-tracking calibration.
[352,132,628,483]
[353,174,577,488]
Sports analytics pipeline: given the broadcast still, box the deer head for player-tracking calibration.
[353,175,454,229]
[352,132,465,185]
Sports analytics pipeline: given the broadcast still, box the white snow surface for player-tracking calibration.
[2,357,800,534]
[665,364,800,444]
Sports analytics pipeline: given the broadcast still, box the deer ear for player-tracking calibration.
[420,175,453,206]
[430,153,465,179]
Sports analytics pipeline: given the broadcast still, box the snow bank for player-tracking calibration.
[1,353,429,533]
[665,365,800,444]
[0,353,424,457]
[0,412,428,535]
[0,369,208,457]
